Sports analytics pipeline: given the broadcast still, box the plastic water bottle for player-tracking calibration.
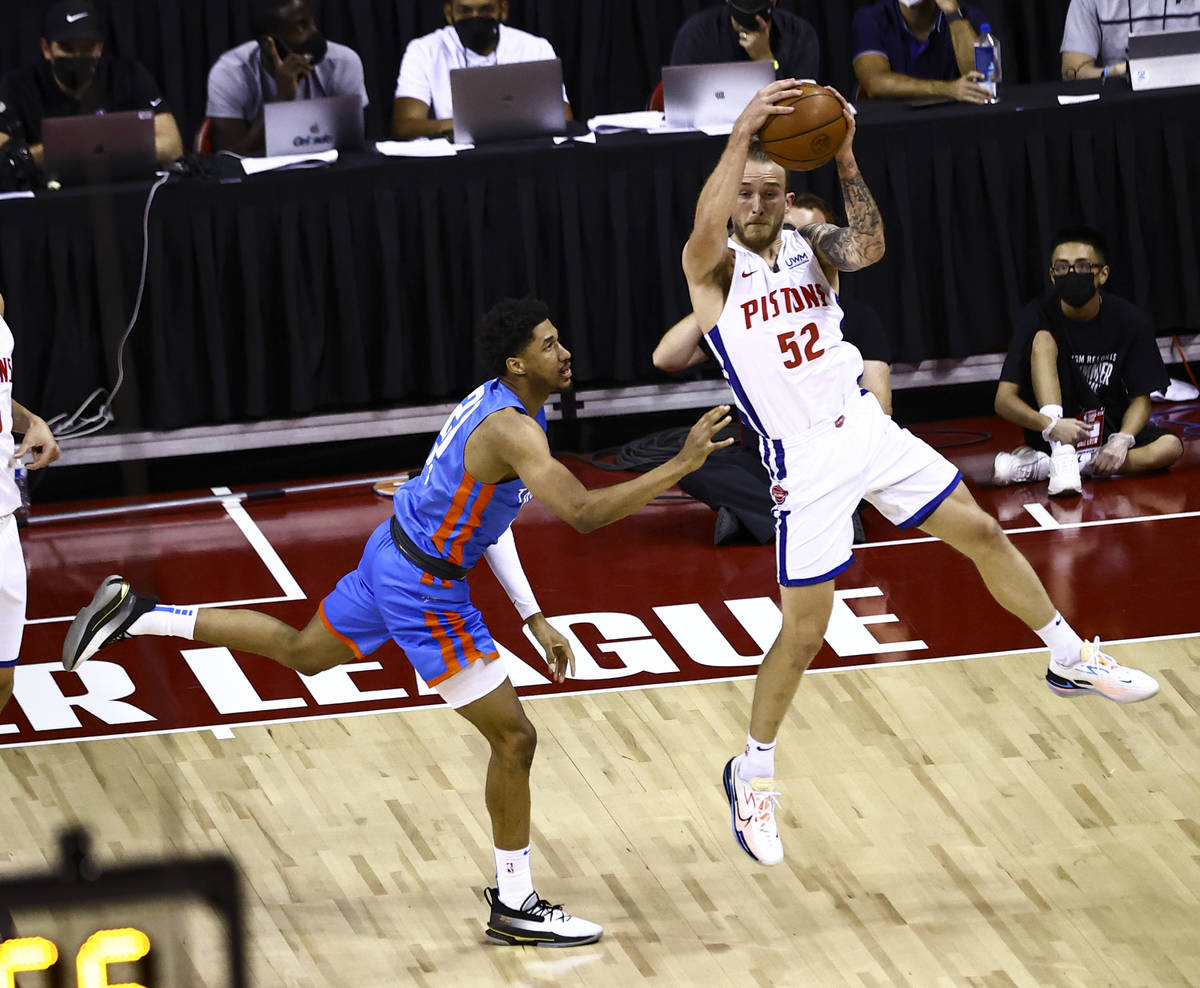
[974,23,1002,103]
[13,462,29,519]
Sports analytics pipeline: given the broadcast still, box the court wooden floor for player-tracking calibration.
[3,411,1199,986]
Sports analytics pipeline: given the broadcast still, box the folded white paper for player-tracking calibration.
[1057,93,1102,105]
[374,138,469,157]
[242,149,339,175]
[586,110,666,132]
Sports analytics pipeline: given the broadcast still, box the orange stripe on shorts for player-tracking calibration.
[319,598,364,660]
[424,610,465,684]
[438,609,486,664]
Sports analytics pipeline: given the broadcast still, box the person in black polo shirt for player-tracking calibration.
[992,226,1184,496]
[851,0,992,103]
[0,0,183,169]
[670,0,820,82]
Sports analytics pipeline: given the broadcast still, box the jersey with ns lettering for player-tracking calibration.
[705,230,863,440]
[393,377,546,573]
[0,315,18,516]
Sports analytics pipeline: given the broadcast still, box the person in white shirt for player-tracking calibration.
[392,0,572,140]
[0,292,60,719]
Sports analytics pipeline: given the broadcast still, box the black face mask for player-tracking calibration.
[291,32,329,65]
[271,32,328,66]
[52,56,100,93]
[454,16,500,55]
[1053,271,1098,308]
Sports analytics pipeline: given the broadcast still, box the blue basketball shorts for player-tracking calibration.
[320,520,500,688]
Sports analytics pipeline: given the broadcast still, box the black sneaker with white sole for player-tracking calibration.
[62,575,159,672]
[483,888,602,947]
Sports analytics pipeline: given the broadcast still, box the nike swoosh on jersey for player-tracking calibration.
[740,270,753,278]
[66,11,88,21]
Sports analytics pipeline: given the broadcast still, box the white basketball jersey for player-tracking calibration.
[705,230,863,441]
[0,316,19,516]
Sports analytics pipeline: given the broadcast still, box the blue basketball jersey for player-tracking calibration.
[393,378,546,573]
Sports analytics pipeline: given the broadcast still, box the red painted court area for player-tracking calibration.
[5,410,1200,748]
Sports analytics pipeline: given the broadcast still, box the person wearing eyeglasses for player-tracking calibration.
[992,226,1183,496]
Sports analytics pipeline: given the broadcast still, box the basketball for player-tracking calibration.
[757,83,848,172]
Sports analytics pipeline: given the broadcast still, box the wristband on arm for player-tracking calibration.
[1039,404,1064,442]
[482,526,541,621]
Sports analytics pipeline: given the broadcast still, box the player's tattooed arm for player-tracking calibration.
[799,169,886,272]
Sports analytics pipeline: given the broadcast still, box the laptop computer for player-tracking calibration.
[449,59,567,145]
[264,93,365,157]
[42,109,156,185]
[1128,28,1200,90]
[662,61,777,129]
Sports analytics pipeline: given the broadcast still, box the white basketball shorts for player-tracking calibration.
[0,513,27,665]
[762,390,961,586]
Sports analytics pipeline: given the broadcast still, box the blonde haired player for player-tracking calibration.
[670,79,1159,867]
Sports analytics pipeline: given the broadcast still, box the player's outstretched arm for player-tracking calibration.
[797,88,885,273]
[653,313,709,372]
[682,79,805,286]
[496,406,733,534]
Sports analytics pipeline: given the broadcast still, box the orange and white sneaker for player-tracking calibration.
[723,755,783,866]
[1046,638,1159,703]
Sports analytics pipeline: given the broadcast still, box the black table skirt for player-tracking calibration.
[2,80,1197,431]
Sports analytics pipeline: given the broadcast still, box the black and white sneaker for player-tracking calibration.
[62,575,159,672]
[483,888,602,947]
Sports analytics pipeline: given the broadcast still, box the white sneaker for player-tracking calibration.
[1046,638,1159,703]
[993,446,1051,485]
[1150,377,1199,402]
[483,889,602,947]
[723,755,783,866]
[1047,446,1082,497]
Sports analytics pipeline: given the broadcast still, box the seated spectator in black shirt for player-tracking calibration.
[670,0,820,81]
[852,0,992,103]
[992,226,1183,496]
[0,1,183,168]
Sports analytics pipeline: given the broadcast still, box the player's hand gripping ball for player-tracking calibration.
[757,82,848,171]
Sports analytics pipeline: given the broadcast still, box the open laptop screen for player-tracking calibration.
[449,59,567,145]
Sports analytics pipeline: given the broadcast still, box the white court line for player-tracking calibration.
[1023,503,1060,529]
[211,486,305,601]
[4,628,1197,750]
[26,487,306,625]
[857,505,1200,550]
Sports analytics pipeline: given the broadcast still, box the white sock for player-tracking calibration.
[494,845,533,909]
[128,604,198,640]
[1035,612,1084,667]
[740,734,776,781]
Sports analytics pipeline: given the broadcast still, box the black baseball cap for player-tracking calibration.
[729,0,774,14]
[44,1,104,43]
